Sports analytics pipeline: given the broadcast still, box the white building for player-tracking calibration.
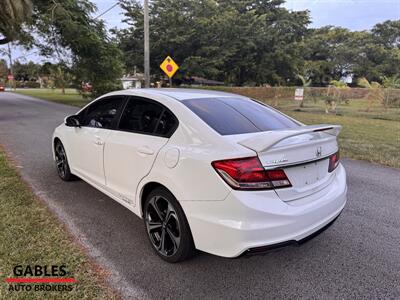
[121,73,145,89]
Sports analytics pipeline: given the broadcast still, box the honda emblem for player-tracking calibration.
[316,146,322,157]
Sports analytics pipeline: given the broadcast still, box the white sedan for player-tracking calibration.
[52,88,347,262]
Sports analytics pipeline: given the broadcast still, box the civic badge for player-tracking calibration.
[316,146,322,157]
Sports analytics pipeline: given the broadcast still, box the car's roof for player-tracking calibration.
[109,88,246,101]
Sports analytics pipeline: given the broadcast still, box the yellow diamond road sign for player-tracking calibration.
[160,56,179,78]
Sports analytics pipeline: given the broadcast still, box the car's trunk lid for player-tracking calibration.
[238,124,341,202]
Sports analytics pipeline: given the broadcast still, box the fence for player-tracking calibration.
[203,86,400,108]
[188,85,400,121]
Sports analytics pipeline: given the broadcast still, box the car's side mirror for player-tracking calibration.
[65,115,81,127]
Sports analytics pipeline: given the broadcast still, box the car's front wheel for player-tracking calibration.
[144,187,196,262]
[54,141,74,181]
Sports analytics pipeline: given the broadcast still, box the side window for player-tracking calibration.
[81,97,125,129]
[118,97,177,137]
[154,110,177,136]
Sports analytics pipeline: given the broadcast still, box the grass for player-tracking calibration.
[13,88,400,168]
[275,99,400,122]
[283,110,400,168]
[15,88,91,107]
[275,100,400,168]
[0,149,118,299]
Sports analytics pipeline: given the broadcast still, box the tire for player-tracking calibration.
[143,187,196,263]
[54,141,75,181]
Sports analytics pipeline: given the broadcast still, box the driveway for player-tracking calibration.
[0,92,399,299]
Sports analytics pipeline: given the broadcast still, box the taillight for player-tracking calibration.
[211,157,291,190]
[328,151,340,172]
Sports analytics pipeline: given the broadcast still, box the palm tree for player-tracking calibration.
[382,76,400,89]
[357,77,384,112]
[381,76,400,109]
[0,0,33,44]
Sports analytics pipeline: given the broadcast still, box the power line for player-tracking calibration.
[94,2,119,20]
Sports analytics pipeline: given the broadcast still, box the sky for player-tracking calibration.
[93,0,400,31]
[284,0,400,30]
[1,0,399,64]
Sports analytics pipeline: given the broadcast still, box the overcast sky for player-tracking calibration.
[2,0,400,63]
[94,0,400,31]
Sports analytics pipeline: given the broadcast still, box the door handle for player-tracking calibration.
[137,146,154,155]
[93,136,104,146]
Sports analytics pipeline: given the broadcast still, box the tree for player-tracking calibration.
[49,64,73,93]
[12,60,40,81]
[0,0,123,97]
[0,0,33,44]
[303,22,400,86]
[357,77,384,112]
[372,20,400,49]
[116,0,310,86]
[381,75,400,108]
[0,59,7,81]
[382,75,400,89]
[302,26,354,86]
[296,74,311,107]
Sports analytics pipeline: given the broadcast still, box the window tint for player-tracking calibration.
[219,97,299,131]
[81,97,125,129]
[118,97,177,137]
[154,110,177,136]
[182,98,258,135]
[182,97,299,135]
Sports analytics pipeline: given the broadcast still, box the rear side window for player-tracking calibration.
[118,97,178,137]
[219,97,299,131]
[155,110,177,136]
[182,97,299,135]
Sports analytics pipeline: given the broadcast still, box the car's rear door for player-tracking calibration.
[67,96,126,186]
[103,96,178,204]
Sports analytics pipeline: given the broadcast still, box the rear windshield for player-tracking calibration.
[182,97,299,135]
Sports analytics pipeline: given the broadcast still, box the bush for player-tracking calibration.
[15,81,41,88]
[25,81,41,88]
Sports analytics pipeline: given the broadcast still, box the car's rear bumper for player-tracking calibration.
[180,164,347,258]
[243,211,341,256]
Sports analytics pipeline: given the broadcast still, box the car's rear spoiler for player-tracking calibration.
[238,124,342,153]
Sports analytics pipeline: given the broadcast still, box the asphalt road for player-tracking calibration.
[0,92,399,299]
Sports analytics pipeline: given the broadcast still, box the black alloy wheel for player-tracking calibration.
[54,141,74,181]
[144,187,195,262]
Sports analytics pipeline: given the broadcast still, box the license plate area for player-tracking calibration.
[283,159,329,190]
[271,158,332,202]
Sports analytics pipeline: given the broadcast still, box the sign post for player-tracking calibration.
[160,56,179,87]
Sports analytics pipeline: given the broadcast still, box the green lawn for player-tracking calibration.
[275,100,399,168]
[0,149,117,299]
[15,88,91,107]
[276,99,400,122]
[13,88,400,168]
[283,111,400,168]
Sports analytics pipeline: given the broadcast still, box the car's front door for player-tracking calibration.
[104,96,178,204]
[69,96,126,186]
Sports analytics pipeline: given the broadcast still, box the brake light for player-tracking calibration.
[212,157,291,190]
[328,151,340,172]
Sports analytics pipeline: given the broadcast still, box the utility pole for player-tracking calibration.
[7,43,15,91]
[144,0,150,88]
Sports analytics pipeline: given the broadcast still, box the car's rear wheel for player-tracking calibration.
[144,187,196,262]
[54,141,74,181]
